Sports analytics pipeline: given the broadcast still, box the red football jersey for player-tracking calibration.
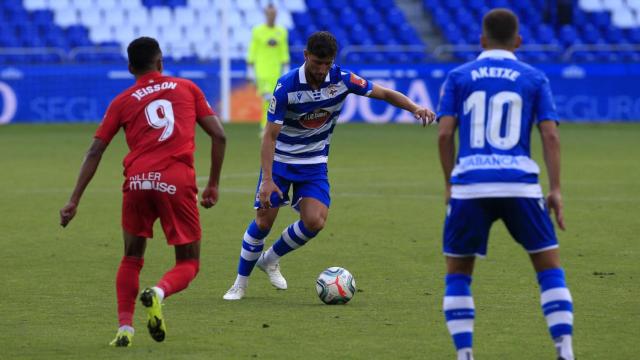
[95,71,215,176]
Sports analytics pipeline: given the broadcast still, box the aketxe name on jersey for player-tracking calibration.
[268,64,372,165]
[438,49,559,199]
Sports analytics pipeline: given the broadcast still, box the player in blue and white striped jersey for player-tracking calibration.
[223,31,435,300]
[437,9,574,360]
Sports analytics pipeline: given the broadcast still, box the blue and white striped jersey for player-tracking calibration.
[267,64,373,170]
[437,49,559,199]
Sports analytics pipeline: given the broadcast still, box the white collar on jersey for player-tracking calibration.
[299,63,331,84]
[477,49,518,60]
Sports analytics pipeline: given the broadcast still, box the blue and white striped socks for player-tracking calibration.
[443,274,475,360]
[538,268,574,360]
[261,220,318,265]
[234,220,269,287]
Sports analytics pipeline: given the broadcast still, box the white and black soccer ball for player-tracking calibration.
[315,267,356,305]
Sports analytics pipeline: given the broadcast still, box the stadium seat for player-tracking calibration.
[611,9,637,28]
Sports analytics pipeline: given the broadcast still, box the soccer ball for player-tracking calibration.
[315,267,356,305]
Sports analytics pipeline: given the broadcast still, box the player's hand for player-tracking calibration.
[414,107,436,127]
[546,190,565,231]
[200,185,219,209]
[258,178,283,209]
[60,202,78,227]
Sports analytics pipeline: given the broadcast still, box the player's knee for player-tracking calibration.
[303,217,325,233]
[255,217,273,231]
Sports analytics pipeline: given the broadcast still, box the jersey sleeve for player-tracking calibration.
[341,70,373,96]
[535,73,559,123]
[191,82,216,118]
[267,80,288,125]
[94,99,122,144]
[436,72,458,121]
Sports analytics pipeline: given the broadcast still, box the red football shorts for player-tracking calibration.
[122,161,201,245]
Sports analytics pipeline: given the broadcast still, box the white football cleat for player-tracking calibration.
[256,253,288,290]
[223,285,246,300]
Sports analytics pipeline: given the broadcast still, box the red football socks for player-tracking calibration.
[115,256,144,327]
[156,259,200,298]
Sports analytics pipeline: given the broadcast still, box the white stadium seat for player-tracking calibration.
[72,0,95,11]
[611,8,637,27]
[49,0,72,12]
[125,8,150,27]
[149,7,174,27]
[626,0,640,11]
[579,0,604,12]
[78,8,103,27]
[23,0,48,11]
[601,0,627,10]
[103,8,126,27]
[174,7,197,26]
[54,8,79,27]
[113,24,138,43]
[89,26,113,43]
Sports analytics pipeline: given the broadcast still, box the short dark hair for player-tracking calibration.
[482,8,519,46]
[306,31,338,58]
[127,37,162,72]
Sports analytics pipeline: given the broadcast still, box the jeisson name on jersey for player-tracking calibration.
[131,81,178,101]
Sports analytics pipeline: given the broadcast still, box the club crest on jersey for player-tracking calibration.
[300,109,330,129]
[349,73,367,88]
[325,84,339,97]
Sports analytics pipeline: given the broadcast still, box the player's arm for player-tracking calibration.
[539,120,564,230]
[247,28,258,83]
[259,121,284,208]
[60,138,108,227]
[438,116,457,204]
[368,83,435,126]
[197,114,226,209]
[280,28,290,74]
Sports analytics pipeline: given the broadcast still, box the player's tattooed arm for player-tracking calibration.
[197,114,226,208]
[368,83,436,126]
[60,138,108,227]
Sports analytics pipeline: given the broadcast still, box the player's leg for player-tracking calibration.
[502,198,574,360]
[111,231,147,347]
[258,179,330,287]
[224,172,290,300]
[139,162,200,341]
[442,198,495,360]
[223,207,280,300]
[112,186,156,347]
[444,257,476,360]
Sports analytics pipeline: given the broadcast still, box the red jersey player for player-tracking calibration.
[59,37,226,347]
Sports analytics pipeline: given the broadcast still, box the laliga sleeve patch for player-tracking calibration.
[268,96,277,114]
[349,72,367,88]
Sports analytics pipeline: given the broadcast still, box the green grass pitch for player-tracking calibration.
[0,122,638,359]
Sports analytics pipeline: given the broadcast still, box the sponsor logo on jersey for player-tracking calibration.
[300,109,330,129]
[128,172,177,194]
[349,73,367,88]
[268,96,277,114]
[268,38,278,46]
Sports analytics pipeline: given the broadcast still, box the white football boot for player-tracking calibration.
[223,285,246,300]
[256,253,287,290]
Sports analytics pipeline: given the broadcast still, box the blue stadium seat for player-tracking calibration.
[559,25,579,46]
